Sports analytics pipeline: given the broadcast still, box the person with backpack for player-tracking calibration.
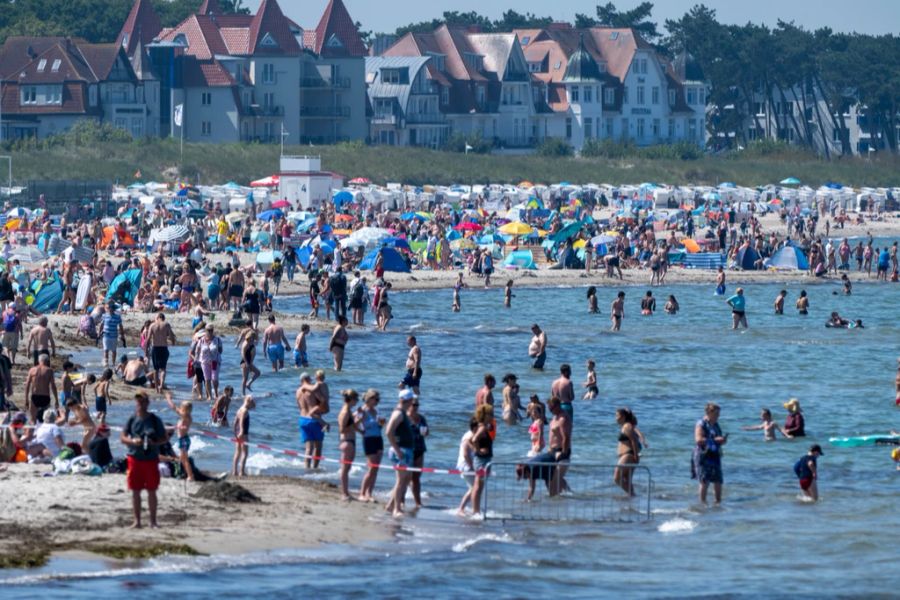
[794,444,824,502]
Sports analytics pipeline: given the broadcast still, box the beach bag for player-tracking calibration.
[186,358,195,379]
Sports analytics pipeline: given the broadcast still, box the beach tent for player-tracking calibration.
[99,226,136,249]
[502,250,537,270]
[28,272,63,314]
[766,244,809,270]
[106,269,143,306]
[681,239,701,253]
[735,246,762,270]
[359,247,410,273]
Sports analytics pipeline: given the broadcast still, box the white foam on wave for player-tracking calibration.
[657,517,697,534]
[187,437,211,453]
[245,452,309,474]
[451,532,515,553]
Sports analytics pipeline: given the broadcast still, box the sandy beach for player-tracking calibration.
[0,464,388,567]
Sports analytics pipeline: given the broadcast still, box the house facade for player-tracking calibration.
[0,36,157,140]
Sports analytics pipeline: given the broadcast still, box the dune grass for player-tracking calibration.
[4,138,898,188]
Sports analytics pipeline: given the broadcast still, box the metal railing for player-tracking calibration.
[300,77,351,89]
[300,106,350,118]
[485,460,652,523]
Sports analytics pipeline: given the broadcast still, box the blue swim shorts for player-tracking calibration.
[300,416,324,443]
[293,349,309,367]
[267,344,285,363]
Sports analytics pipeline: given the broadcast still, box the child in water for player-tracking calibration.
[93,368,113,419]
[211,385,234,427]
[165,391,195,482]
[741,408,789,441]
[582,359,598,400]
[794,444,823,502]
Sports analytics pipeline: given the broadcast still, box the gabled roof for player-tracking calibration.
[248,0,301,56]
[312,0,367,58]
[182,57,236,87]
[563,35,602,83]
[116,0,162,57]
[0,37,132,84]
[158,15,228,60]
[587,27,653,82]
[465,33,520,81]
[386,25,488,83]
[1,81,98,116]
[365,56,433,115]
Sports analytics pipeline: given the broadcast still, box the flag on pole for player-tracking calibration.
[174,104,183,127]
[465,143,473,154]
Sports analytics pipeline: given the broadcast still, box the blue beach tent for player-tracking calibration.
[766,244,809,270]
[29,272,64,314]
[502,250,537,269]
[359,247,410,273]
[735,247,761,270]
[106,269,143,306]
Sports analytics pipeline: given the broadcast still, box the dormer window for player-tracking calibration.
[37,59,47,72]
[521,36,531,45]
[260,33,278,48]
[51,59,61,72]
[668,89,676,105]
[464,53,484,72]
[326,34,343,48]
[173,34,188,47]
[122,34,129,48]
[610,32,619,41]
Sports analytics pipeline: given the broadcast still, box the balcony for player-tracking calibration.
[300,106,350,118]
[406,113,445,124]
[243,104,285,117]
[300,77,351,89]
[371,113,398,125]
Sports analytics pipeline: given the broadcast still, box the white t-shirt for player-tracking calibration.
[35,423,64,455]
[456,430,474,472]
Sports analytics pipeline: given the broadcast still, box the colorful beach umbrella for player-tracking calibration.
[780,177,801,185]
[499,222,534,236]
[454,222,483,232]
[349,177,371,185]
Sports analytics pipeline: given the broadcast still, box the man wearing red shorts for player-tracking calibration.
[120,392,167,528]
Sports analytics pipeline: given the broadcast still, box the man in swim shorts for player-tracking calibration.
[402,335,422,394]
[296,371,330,468]
[147,312,176,393]
[262,314,290,372]
[610,291,625,332]
[226,267,245,312]
[24,353,58,423]
[528,324,547,370]
[293,324,310,368]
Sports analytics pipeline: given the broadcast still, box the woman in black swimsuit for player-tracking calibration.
[337,389,362,501]
[614,408,640,496]
[236,327,260,395]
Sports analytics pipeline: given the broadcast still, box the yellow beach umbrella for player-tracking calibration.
[499,222,534,236]
[573,239,586,249]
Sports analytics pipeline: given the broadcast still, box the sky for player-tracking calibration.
[262,0,900,36]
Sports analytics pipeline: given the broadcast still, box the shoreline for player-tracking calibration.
[0,464,390,569]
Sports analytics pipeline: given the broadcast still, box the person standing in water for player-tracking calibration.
[610,291,625,332]
[715,267,726,296]
[582,359,598,400]
[796,290,809,315]
[640,291,656,316]
[504,280,514,308]
[452,273,466,312]
[794,444,823,502]
[774,290,787,315]
[726,288,748,329]
[403,335,422,394]
[693,402,727,505]
[587,286,598,313]
[528,324,547,370]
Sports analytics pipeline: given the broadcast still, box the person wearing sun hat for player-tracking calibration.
[782,398,805,438]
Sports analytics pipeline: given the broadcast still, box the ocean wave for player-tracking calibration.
[451,532,516,553]
[657,517,697,534]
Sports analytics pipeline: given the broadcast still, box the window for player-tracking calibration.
[570,86,579,103]
[476,85,485,108]
[652,118,660,138]
[201,92,212,106]
[636,86,645,105]
[688,119,697,140]
[382,68,400,84]
[687,89,696,105]
[668,118,675,138]
[754,101,765,115]
[641,59,648,74]
[668,89,676,105]
[263,92,275,109]
[262,63,275,84]
[21,86,37,104]
[554,61,561,70]
[37,59,47,72]
[623,87,629,103]
[604,88,615,105]
[264,122,275,141]
[610,32,619,40]
[51,59,61,72]
[698,89,705,105]
[441,87,449,105]
[605,117,613,137]
[583,86,592,103]
[47,86,61,104]
[202,121,212,136]
[584,117,593,139]
[651,86,659,105]
[131,118,143,138]
[637,118,645,138]
[621,118,628,139]
[565,118,572,139]
[598,62,606,73]
[115,117,127,130]
[833,128,842,143]
[632,60,639,74]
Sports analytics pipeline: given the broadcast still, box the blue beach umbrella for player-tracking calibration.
[333,190,353,206]
[257,209,284,222]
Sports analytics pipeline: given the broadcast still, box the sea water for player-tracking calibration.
[4,279,899,596]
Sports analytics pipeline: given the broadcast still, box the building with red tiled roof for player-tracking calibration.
[0,36,158,140]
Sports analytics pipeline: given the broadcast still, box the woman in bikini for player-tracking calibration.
[329,317,349,371]
[614,407,640,496]
[337,389,362,501]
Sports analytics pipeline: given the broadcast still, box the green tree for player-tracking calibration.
[220,0,249,14]
[595,2,659,40]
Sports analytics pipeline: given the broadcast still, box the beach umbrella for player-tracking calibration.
[256,250,283,266]
[225,212,245,223]
[591,234,617,246]
[7,207,31,219]
[780,177,801,185]
[349,177,371,185]
[5,218,22,231]
[251,175,279,187]
[153,224,190,243]
[333,190,353,205]
[573,239,586,249]
[257,209,284,222]
[416,211,433,221]
[401,212,422,221]
[341,237,367,250]
[499,222,534,236]
[271,199,291,209]
[383,237,411,251]
[550,221,583,243]
[332,228,352,236]
[446,230,462,241]
[9,246,47,262]
[525,198,543,209]
[479,232,505,245]
[454,221,483,232]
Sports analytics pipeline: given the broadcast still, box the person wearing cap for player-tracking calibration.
[783,398,805,437]
[120,392,167,528]
[385,389,417,517]
[793,445,824,501]
[726,288,748,329]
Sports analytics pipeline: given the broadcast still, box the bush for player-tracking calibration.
[537,137,573,157]
[442,133,493,154]
[50,119,134,147]
[581,139,702,160]
[581,138,635,159]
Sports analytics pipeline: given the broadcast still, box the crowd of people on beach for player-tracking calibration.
[0,187,898,528]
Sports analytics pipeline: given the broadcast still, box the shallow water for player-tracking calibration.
[5,277,900,596]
